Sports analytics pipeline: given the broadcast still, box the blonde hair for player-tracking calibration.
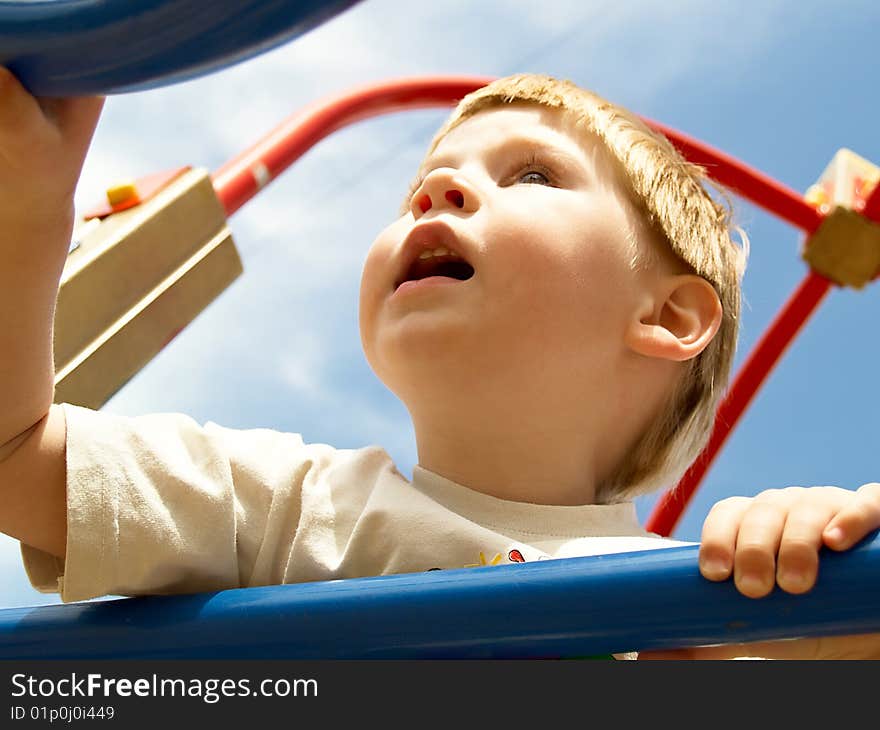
[417,73,748,502]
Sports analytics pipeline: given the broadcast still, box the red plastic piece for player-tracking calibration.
[83,166,192,220]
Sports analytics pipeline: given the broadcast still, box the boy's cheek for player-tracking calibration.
[359,249,390,309]
[362,220,407,280]
[358,248,393,352]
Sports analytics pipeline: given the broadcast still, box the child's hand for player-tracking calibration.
[698,483,880,598]
[0,66,104,241]
[0,67,104,466]
[640,482,880,660]
[638,632,880,660]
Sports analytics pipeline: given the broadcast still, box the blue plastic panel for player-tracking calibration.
[0,0,362,96]
[2,533,878,659]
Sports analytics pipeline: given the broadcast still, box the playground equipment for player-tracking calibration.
[0,0,363,95]
[1,1,879,658]
[4,536,880,659]
[57,168,241,409]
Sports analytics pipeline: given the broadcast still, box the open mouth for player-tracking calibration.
[396,253,475,289]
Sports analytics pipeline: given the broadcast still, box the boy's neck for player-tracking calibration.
[409,402,605,506]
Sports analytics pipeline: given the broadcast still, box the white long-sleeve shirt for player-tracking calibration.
[23,404,684,604]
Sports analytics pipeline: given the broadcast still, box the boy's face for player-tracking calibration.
[359,104,657,411]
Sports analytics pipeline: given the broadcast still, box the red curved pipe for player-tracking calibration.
[212,76,494,216]
[647,173,880,535]
[210,76,856,537]
[646,119,825,234]
[647,158,880,535]
[213,76,826,234]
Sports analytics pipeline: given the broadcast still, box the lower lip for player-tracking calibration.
[392,276,470,298]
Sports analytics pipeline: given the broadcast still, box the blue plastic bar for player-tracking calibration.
[1,533,879,659]
[0,0,362,96]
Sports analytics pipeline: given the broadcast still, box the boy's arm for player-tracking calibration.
[0,67,104,559]
[640,483,880,659]
[0,408,67,559]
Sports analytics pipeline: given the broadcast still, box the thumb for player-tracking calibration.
[40,96,106,156]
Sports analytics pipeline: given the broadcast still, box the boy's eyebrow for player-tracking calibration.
[411,131,589,200]
[420,132,586,176]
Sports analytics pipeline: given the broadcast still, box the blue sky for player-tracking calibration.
[2,0,879,608]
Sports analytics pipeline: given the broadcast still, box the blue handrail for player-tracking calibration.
[0,0,362,96]
[2,533,878,659]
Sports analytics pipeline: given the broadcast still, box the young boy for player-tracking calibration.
[1,69,878,659]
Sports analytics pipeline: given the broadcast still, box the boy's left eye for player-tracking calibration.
[517,170,551,185]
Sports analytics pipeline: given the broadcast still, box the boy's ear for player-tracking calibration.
[625,274,722,362]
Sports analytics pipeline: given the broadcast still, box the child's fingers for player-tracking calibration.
[0,67,46,144]
[823,482,880,551]
[732,489,793,598]
[775,488,841,594]
[0,67,103,183]
[698,496,751,581]
[40,96,106,167]
[40,97,105,138]
[641,632,880,660]
[41,96,105,133]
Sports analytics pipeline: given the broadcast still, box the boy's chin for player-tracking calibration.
[370,322,479,366]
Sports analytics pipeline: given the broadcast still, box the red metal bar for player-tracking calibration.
[212,76,493,217]
[647,161,880,535]
[644,120,825,235]
[646,270,833,536]
[213,78,825,236]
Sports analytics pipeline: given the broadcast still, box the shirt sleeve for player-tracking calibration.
[21,403,323,603]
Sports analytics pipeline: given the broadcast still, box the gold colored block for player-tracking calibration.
[54,168,243,408]
[803,206,880,289]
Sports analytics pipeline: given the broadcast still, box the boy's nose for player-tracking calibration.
[410,168,479,218]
